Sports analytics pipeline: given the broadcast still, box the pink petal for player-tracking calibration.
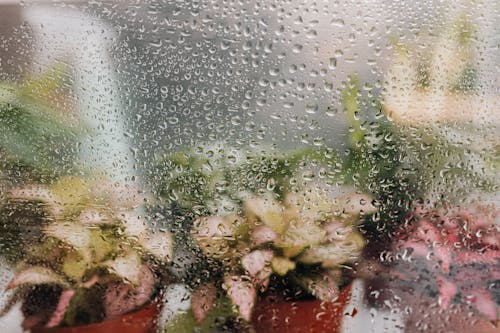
[104,283,135,318]
[455,250,500,265]
[241,250,273,277]
[482,235,500,248]
[436,274,456,309]
[434,245,452,274]
[256,270,272,292]
[192,216,234,238]
[250,226,278,246]
[324,220,352,241]
[415,220,442,243]
[463,286,498,321]
[104,265,155,319]
[224,275,256,321]
[132,265,155,308]
[45,290,75,328]
[191,283,217,324]
[402,239,431,258]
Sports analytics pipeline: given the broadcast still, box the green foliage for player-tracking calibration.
[451,14,476,46]
[342,76,364,149]
[341,77,411,233]
[164,298,235,333]
[341,72,496,236]
[153,144,340,215]
[0,68,79,180]
[450,66,478,92]
[61,286,106,326]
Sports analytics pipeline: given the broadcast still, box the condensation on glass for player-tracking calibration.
[0,1,498,333]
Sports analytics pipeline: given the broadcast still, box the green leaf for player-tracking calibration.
[277,219,326,252]
[297,232,364,268]
[0,78,79,175]
[62,252,88,281]
[343,76,365,149]
[164,299,235,333]
[270,256,295,276]
[244,197,285,234]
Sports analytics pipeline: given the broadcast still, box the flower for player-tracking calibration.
[394,205,500,321]
[190,186,376,322]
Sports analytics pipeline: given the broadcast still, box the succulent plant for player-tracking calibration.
[190,185,376,323]
[393,205,500,321]
[0,176,173,329]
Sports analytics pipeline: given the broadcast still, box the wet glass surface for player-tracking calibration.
[0,1,498,332]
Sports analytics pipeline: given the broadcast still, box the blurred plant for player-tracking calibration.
[0,65,80,182]
[0,176,173,330]
[189,185,375,323]
[152,143,347,269]
[392,205,499,322]
[153,143,340,215]
[381,14,498,202]
[337,15,498,242]
[340,76,413,237]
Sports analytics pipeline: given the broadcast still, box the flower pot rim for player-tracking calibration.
[251,283,353,333]
[256,282,353,305]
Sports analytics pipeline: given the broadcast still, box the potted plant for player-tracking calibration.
[153,141,382,332]
[0,67,82,264]
[354,15,500,331]
[185,183,375,332]
[0,176,173,333]
[385,204,499,332]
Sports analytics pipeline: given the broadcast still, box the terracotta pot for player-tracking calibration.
[30,301,161,333]
[252,284,352,333]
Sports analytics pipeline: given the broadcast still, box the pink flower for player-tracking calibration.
[45,290,75,328]
[223,275,256,321]
[104,265,155,319]
[191,283,217,324]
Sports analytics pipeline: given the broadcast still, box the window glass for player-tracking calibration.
[0,1,498,332]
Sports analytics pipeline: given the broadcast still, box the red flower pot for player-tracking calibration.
[252,284,352,333]
[30,301,161,333]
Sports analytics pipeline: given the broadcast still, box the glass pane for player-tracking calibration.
[0,1,498,332]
